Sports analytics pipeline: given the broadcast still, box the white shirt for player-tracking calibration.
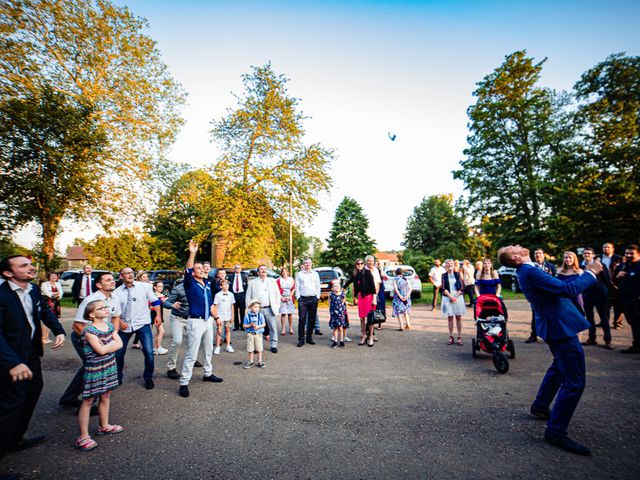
[429,266,446,287]
[601,255,612,270]
[214,290,235,321]
[75,290,122,324]
[231,273,244,293]
[295,270,321,299]
[9,281,35,339]
[252,277,271,307]
[462,264,475,285]
[114,281,159,332]
[41,281,63,299]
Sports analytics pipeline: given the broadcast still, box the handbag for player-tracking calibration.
[367,309,386,325]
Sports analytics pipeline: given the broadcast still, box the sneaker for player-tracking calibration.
[179,385,189,397]
[213,346,221,355]
[132,343,142,349]
[225,345,234,353]
[194,360,203,368]
[339,341,345,348]
[344,336,352,342]
[257,362,266,368]
[155,346,168,355]
[331,341,338,349]
[167,369,180,379]
[243,362,254,369]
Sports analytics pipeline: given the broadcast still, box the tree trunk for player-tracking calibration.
[40,215,61,279]
[212,237,229,268]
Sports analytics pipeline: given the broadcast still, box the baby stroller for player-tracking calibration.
[471,294,515,374]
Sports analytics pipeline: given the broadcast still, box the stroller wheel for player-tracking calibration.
[493,351,509,374]
[471,338,478,358]
[507,339,516,359]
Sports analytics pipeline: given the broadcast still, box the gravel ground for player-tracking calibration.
[2,301,639,480]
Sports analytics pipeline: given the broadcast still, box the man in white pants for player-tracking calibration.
[246,265,281,353]
[178,240,223,398]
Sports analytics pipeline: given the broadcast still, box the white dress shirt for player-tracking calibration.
[295,270,321,299]
[9,281,35,338]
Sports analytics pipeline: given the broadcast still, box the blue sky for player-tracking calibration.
[25,0,640,253]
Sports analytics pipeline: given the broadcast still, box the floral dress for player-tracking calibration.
[278,277,296,315]
[392,276,412,316]
[329,291,347,329]
[81,323,119,399]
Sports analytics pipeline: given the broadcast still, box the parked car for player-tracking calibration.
[497,266,520,292]
[314,266,347,299]
[59,270,81,294]
[383,265,422,299]
[148,270,182,296]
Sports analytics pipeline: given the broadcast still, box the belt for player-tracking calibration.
[174,312,189,319]
[189,315,209,319]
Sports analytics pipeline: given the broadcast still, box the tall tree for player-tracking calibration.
[321,197,375,273]
[0,0,185,264]
[403,194,468,260]
[548,53,640,249]
[453,50,574,247]
[209,63,334,264]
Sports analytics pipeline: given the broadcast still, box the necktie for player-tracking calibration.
[85,275,91,296]
[124,288,132,322]
[204,283,209,319]
[235,275,240,292]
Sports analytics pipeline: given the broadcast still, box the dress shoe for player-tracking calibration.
[203,374,223,383]
[232,327,239,331]
[524,337,538,344]
[179,385,189,398]
[271,347,278,354]
[306,339,316,345]
[297,341,304,347]
[144,379,155,390]
[621,347,640,354]
[315,330,323,336]
[530,405,550,420]
[167,369,180,379]
[602,342,613,350]
[194,360,203,367]
[544,434,591,456]
[8,435,46,452]
[581,339,597,346]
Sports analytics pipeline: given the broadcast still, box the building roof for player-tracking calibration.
[66,245,88,261]
[375,252,399,262]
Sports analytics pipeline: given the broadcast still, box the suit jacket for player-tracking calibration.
[71,273,95,304]
[245,277,281,314]
[517,263,595,341]
[598,253,623,279]
[227,272,249,296]
[0,281,66,374]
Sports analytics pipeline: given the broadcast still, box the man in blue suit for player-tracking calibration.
[498,245,602,456]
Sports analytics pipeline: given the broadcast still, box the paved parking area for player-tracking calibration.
[2,301,640,479]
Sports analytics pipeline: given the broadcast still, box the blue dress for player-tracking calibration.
[329,291,347,329]
[476,277,501,295]
[392,277,412,316]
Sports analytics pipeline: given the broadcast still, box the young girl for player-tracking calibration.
[392,268,412,331]
[76,300,124,451]
[329,281,347,348]
[151,281,168,355]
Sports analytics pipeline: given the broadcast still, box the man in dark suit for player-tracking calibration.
[71,264,95,305]
[0,255,66,458]
[614,244,640,354]
[599,242,624,329]
[228,265,248,331]
[581,247,613,349]
[525,248,557,343]
[498,245,601,456]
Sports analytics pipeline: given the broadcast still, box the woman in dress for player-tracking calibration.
[441,259,466,345]
[353,257,377,346]
[474,258,502,297]
[151,281,168,354]
[557,251,584,310]
[41,271,63,344]
[277,267,296,335]
[392,267,412,330]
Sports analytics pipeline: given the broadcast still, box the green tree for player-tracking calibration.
[320,197,375,273]
[209,63,334,264]
[547,53,640,249]
[399,249,435,281]
[453,50,574,248]
[80,230,176,272]
[403,194,468,259]
[0,87,107,272]
[0,0,185,266]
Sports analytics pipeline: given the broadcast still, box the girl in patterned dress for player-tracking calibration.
[75,300,124,451]
[392,268,412,331]
[329,281,347,349]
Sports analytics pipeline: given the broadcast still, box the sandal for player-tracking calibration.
[457,337,463,346]
[74,434,97,451]
[289,330,294,335]
[96,424,124,436]
[281,331,286,336]
[447,336,454,345]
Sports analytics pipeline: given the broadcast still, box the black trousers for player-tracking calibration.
[530,310,537,338]
[0,356,43,457]
[59,331,85,405]
[622,303,640,348]
[464,285,476,306]
[233,293,246,330]
[298,296,318,342]
[584,293,611,343]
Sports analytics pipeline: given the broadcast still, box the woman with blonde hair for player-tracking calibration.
[557,251,584,311]
[474,258,502,297]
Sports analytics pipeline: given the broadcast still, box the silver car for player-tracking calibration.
[383,265,422,299]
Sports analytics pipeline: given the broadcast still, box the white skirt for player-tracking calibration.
[441,295,466,317]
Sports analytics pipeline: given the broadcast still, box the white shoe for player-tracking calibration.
[225,345,234,353]
[155,346,168,355]
[153,348,157,355]
[344,336,352,342]
[213,346,221,355]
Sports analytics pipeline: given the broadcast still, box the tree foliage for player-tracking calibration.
[403,194,469,260]
[453,50,574,248]
[320,197,376,273]
[79,230,176,272]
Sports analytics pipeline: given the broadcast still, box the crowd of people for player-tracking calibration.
[1,239,638,459]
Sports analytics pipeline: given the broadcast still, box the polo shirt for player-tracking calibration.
[183,268,213,319]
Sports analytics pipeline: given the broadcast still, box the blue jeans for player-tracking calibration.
[115,324,154,383]
[532,335,586,438]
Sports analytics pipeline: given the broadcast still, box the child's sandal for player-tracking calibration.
[96,424,124,436]
[457,337,463,346]
[74,434,97,451]
[447,336,454,345]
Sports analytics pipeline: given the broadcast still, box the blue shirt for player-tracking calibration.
[183,268,213,318]
[243,311,266,334]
